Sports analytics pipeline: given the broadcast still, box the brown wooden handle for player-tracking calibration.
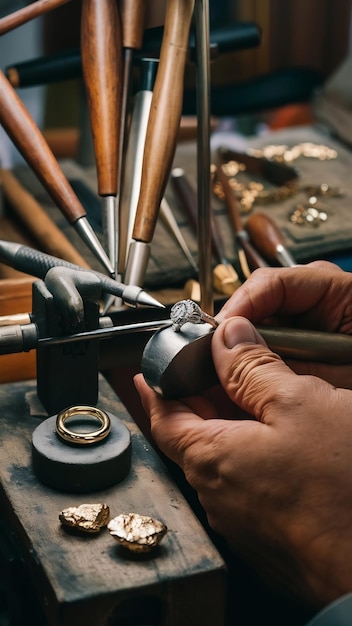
[119,0,146,50]
[0,71,86,223]
[0,0,72,35]
[1,169,90,268]
[216,162,268,270]
[81,0,122,196]
[245,212,286,262]
[132,0,195,244]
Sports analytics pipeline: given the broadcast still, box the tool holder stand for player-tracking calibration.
[32,278,100,416]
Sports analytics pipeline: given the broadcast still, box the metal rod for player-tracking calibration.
[195,0,213,314]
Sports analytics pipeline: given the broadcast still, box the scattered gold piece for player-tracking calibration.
[59,503,110,533]
[108,513,167,553]
[249,142,338,162]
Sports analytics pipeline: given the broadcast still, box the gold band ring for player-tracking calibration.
[56,406,111,445]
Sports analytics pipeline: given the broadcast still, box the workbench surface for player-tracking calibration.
[0,376,226,626]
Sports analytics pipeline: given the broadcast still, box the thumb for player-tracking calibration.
[212,316,299,423]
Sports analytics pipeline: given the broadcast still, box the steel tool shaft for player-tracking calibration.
[171,167,240,295]
[120,58,159,277]
[0,241,163,309]
[81,0,122,268]
[124,0,195,287]
[118,1,147,276]
[0,71,114,276]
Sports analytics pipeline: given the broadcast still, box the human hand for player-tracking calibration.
[217,261,352,387]
[134,314,352,610]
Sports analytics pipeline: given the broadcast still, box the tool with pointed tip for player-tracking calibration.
[117,0,147,275]
[215,155,268,275]
[160,197,198,274]
[0,70,114,276]
[81,0,122,268]
[0,0,72,35]
[171,167,241,295]
[245,212,296,267]
[124,0,195,287]
[0,240,164,309]
[119,57,159,273]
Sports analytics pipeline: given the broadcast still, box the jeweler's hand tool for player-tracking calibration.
[159,197,199,274]
[1,169,90,269]
[141,311,352,398]
[0,317,172,355]
[81,0,122,268]
[245,212,296,267]
[124,0,195,287]
[120,57,159,275]
[117,0,147,276]
[0,71,114,277]
[0,240,164,309]
[215,156,268,274]
[170,167,241,296]
[0,0,72,35]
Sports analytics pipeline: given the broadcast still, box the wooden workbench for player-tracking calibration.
[0,375,226,626]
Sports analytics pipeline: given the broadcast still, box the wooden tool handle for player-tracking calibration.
[81,0,122,196]
[132,0,195,244]
[0,71,86,224]
[245,212,287,263]
[0,0,72,35]
[120,0,146,50]
[1,169,90,268]
[216,162,268,270]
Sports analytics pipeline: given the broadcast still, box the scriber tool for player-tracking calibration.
[0,71,114,276]
[81,0,122,268]
[124,0,195,287]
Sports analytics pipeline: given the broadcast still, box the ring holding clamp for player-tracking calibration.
[56,405,111,445]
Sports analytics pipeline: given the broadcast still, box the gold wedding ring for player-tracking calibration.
[56,406,111,445]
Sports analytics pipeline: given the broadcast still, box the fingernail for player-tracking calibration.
[223,317,257,349]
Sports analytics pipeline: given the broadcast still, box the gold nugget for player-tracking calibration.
[108,513,167,553]
[59,503,110,533]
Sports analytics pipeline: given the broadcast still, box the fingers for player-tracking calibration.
[134,373,207,467]
[216,264,352,329]
[212,316,315,423]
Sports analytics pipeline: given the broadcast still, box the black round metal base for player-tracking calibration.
[31,412,131,493]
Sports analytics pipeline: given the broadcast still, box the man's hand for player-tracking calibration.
[135,312,352,609]
[217,262,352,388]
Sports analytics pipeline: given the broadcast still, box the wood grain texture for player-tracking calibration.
[0,71,86,224]
[132,0,195,243]
[0,376,226,625]
[119,0,146,50]
[0,0,72,35]
[81,0,122,196]
[1,169,90,268]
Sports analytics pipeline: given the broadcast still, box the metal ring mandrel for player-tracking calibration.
[56,405,111,445]
[170,299,219,331]
[141,321,218,399]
